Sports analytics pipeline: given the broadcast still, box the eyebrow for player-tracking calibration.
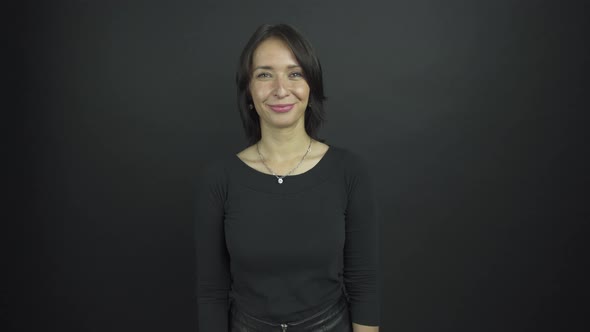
[253,65,301,71]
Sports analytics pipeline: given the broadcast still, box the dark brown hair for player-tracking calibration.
[236,23,327,146]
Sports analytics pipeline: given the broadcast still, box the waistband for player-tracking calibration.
[229,293,348,332]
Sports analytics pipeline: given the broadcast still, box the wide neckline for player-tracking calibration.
[231,144,341,194]
[234,145,332,178]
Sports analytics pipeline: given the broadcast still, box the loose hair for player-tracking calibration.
[236,23,327,146]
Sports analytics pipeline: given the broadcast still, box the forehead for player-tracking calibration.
[252,37,299,67]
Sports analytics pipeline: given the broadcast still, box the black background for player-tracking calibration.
[19,0,588,331]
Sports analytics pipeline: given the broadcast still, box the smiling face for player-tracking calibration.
[249,37,310,131]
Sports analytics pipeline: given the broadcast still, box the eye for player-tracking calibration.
[289,71,304,78]
[256,72,271,78]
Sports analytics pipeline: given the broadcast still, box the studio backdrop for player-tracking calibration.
[22,0,586,331]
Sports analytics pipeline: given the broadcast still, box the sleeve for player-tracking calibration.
[343,152,381,326]
[194,160,231,331]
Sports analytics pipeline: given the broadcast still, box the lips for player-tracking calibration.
[268,103,294,113]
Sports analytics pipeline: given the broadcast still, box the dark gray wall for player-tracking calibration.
[21,0,587,331]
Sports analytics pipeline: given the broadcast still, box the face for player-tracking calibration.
[249,37,311,131]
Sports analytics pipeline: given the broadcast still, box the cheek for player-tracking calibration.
[293,85,310,100]
[250,83,272,101]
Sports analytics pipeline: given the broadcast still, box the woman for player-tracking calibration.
[195,23,380,332]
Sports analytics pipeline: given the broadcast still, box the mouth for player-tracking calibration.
[267,103,295,113]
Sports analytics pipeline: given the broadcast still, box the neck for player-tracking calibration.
[257,125,312,163]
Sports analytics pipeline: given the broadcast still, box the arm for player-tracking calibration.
[194,161,231,331]
[344,152,380,330]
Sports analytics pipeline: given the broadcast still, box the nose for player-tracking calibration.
[273,76,290,98]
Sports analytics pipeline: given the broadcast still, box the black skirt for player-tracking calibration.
[229,293,352,332]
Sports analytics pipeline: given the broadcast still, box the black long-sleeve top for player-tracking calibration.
[194,144,380,331]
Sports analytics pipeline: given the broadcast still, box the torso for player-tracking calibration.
[236,141,330,176]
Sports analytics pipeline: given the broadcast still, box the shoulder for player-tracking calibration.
[330,145,375,194]
[193,156,232,205]
[236,145,256,162]
[198,157,228,176]
[330,145,371,175]
[196,155,232,189]
[332,147,376,204]
[314,140,331,155]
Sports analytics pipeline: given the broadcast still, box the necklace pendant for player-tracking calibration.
[278,178,283,184]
